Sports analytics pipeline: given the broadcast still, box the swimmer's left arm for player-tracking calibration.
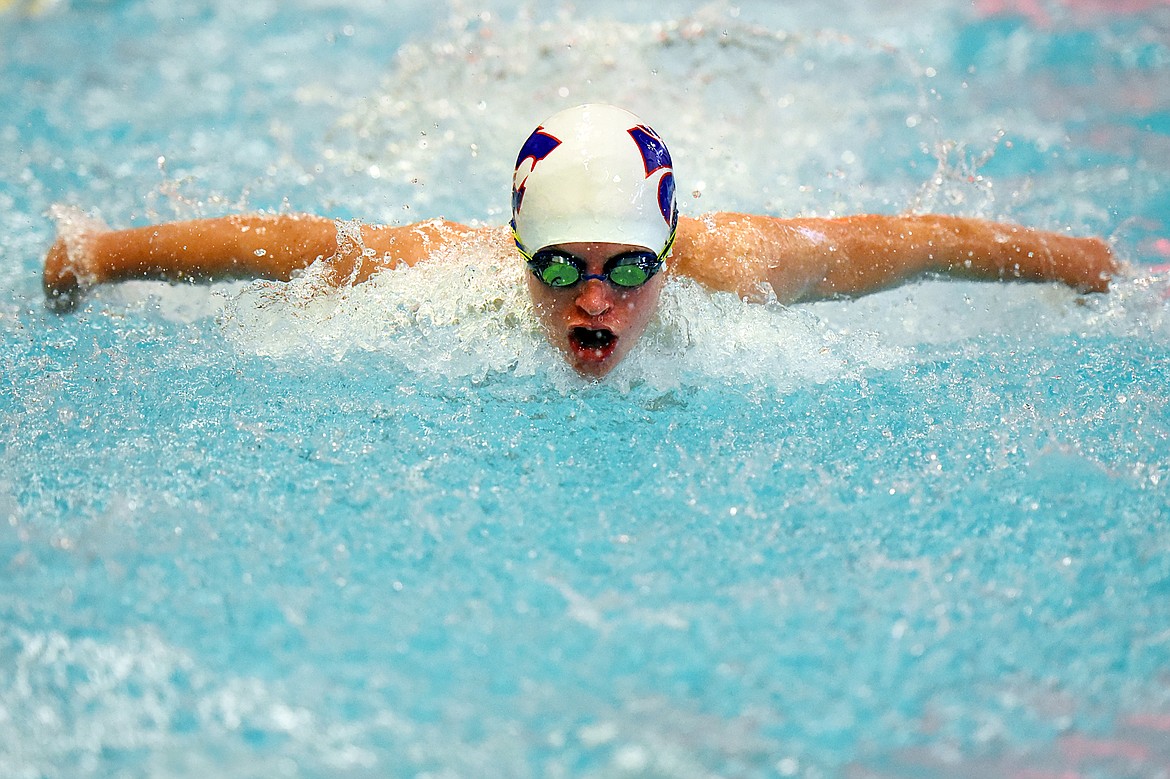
[673,213,1118,302]
[787,214,1118,299]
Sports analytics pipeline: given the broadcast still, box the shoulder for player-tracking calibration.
[669,213,821,302]
[671,214,762,293]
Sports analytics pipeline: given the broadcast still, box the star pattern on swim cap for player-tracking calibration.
[628,125,675,226]
[512,126,562,214]
[627,125,671,175]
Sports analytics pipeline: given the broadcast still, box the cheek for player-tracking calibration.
[619,280,664,330]
[526,277,564,326]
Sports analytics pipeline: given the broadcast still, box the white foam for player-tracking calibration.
[221,246,1168,393]
[222,226,552,383]
[220,228,905,392]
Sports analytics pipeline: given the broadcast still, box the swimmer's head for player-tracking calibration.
[511,104,678,261]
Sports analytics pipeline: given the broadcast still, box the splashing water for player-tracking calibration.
[3,2,1170,778]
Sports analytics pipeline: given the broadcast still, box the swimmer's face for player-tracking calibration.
[525,242,666,378]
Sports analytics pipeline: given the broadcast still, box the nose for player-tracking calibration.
[574,279,613,317]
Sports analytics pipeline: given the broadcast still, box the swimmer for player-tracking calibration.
[43,103,1118,377]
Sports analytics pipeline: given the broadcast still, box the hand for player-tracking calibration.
[43,237,87,312]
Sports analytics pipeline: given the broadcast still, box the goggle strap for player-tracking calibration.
[656,213,678,263]
[511,222,536,263]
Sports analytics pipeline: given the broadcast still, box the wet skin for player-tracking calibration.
[524,241,666,378]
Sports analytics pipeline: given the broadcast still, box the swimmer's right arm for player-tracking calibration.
[43,214,475,311]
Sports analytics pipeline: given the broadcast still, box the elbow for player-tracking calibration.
[1068,237,1118,294]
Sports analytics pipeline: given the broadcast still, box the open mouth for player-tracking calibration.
[568,326,618,360]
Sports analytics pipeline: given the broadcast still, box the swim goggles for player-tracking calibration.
[526,248,664,289]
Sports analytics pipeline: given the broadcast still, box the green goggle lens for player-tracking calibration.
[539,261,581,287]
[607,262,652,287]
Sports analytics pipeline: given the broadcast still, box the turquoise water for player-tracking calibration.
[2,1,1170,777]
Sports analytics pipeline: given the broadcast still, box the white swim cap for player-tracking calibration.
[511,104,678,259]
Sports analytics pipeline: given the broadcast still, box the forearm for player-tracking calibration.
[794,214,1117,298]
[59,214,338,285]
[43,213,365,311]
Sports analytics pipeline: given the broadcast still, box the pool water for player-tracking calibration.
[2,1,1170,777]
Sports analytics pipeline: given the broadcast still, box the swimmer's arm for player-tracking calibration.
[673,213,1118,302]
[43,214,476,311]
